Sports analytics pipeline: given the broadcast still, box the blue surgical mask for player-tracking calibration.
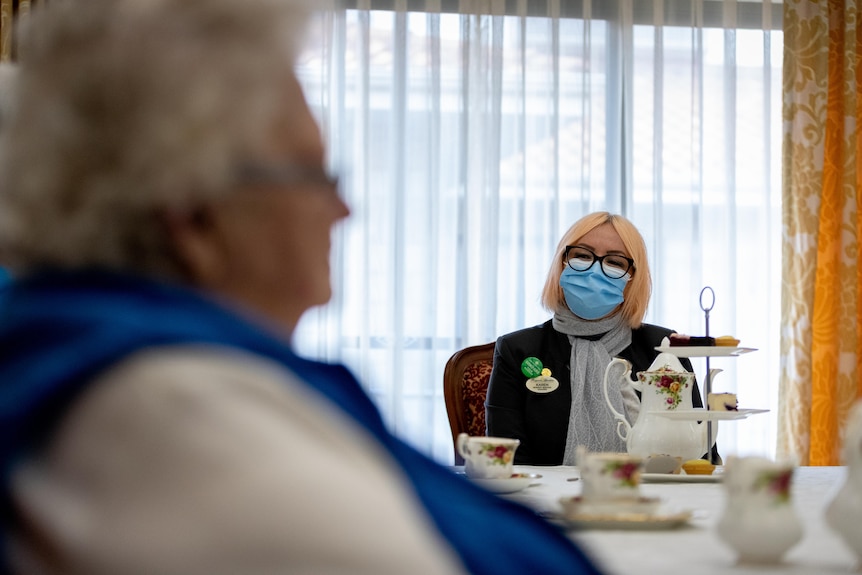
[559,266,630,320]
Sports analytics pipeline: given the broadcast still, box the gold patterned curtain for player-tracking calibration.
[1,0,34,62]
[780,0,862,466]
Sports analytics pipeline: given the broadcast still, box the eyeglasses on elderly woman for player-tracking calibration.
[236,162,341,196]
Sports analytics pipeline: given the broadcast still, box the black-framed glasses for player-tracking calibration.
[236,163,341,196]
[563,245,634,279]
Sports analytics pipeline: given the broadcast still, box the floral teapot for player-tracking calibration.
[601,352,716,461]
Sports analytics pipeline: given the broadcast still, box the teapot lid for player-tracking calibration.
[646,352,687,373]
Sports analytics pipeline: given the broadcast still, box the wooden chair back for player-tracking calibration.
[443,342,496,464]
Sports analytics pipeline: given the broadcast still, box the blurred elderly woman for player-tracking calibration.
[486,212,707,465]
[0,1,602,574]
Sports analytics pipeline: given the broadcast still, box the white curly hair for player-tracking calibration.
[0,0,312,279]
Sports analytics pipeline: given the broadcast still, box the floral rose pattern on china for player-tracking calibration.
[602,460,641,488]
[639,365,690,409]
[755,468,793,505]
[478,444,515,466]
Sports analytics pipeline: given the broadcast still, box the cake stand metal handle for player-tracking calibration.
[700,286,716,464]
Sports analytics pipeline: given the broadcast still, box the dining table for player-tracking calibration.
[455,464,858,574]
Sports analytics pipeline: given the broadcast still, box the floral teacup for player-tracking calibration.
[579,450,644,501]
[457,434,520,479]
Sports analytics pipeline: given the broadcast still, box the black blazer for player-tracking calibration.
[485,320,707,465]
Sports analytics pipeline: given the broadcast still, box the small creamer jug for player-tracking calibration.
[825,401,862,562]
[716,456,802,564]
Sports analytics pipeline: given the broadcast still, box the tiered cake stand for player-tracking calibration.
[652,286,766,464]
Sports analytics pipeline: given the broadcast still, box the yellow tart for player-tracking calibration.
[682,459,716,476]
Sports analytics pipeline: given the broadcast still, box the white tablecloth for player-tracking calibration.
[472,465,858,574]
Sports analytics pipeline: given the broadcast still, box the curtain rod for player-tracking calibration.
[330,0,782,31]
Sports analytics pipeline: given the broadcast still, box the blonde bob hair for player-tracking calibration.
[541,212,651,329]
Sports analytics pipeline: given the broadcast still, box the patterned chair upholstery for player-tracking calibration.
[443,342,496,464]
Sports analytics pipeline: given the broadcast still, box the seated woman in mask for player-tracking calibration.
[486,211,709,465]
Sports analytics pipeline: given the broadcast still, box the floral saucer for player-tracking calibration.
[559,495,662,517]
[549,509,693,531]
[467,472,543,494]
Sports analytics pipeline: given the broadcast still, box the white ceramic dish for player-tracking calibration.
[467,472,542,494]
[549,510,693,530]
[641,470,723,483]
[644,454,682,474]
[559,496,661,517]
[654,346,757,357]
[650,408,770,421]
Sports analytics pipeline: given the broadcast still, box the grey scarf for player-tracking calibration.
[552,308,632,464]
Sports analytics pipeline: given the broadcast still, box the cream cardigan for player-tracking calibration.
[8,346,465,575]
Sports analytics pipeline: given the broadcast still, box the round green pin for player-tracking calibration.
[521,356,544,379]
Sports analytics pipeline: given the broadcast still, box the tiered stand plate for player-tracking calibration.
[654,287,768,464]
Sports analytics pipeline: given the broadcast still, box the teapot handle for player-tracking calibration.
[602,358,632,441]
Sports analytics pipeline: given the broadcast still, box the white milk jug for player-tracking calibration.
[716,456,802,563]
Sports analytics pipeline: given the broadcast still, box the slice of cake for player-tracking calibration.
[668,333,715,347]
[708,392,738,411]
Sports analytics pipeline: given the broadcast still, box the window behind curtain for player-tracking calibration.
[294,0,783,464]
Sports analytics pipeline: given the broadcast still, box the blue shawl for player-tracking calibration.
[0,270,601,575]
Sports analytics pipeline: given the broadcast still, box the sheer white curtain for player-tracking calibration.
[294,0,783,464]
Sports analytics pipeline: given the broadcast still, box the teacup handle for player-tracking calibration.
[456,433,471,459]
